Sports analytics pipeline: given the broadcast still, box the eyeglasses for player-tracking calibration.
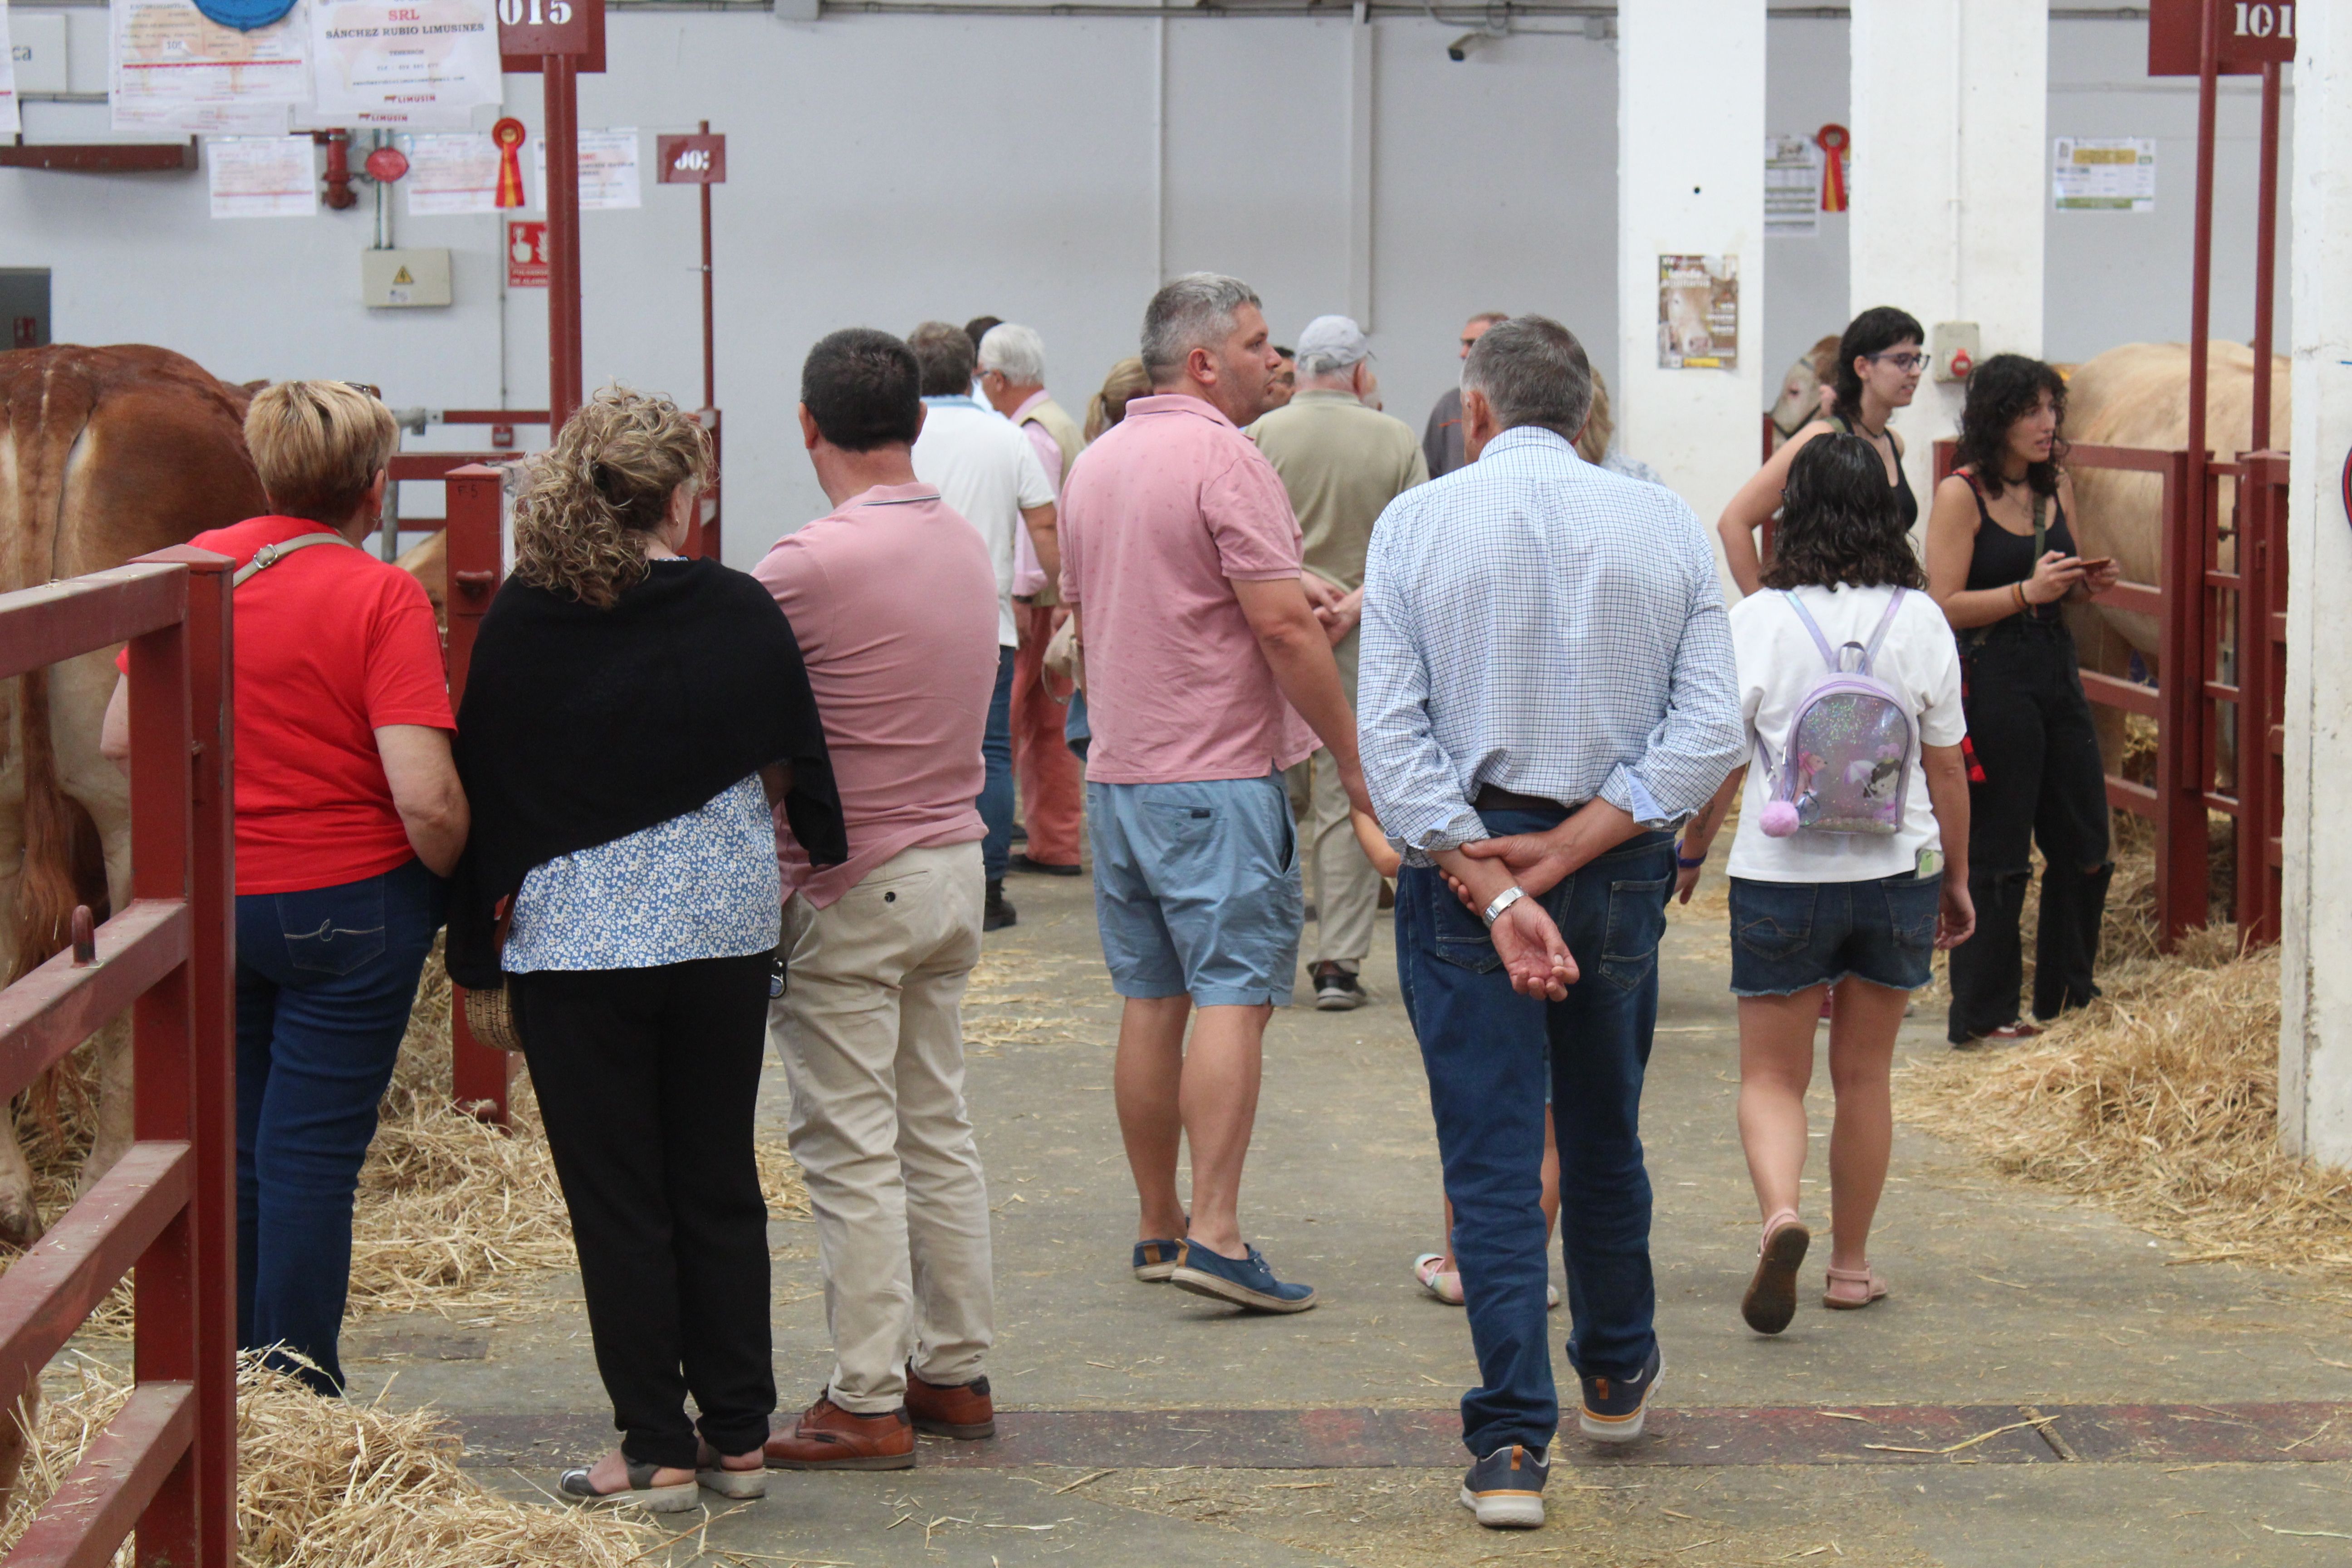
[342,381,383,399]
[1869,352,1930,372]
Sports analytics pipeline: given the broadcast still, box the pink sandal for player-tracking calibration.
[1823,1263,1890,1310]
[1412,1254,1560,1310]
[1740,1210,1810,1335]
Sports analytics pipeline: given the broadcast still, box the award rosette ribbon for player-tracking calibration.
[1815,122,1850,213]
[493,117,529,210]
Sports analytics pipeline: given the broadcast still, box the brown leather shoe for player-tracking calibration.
[906,1364,995,1439]
[763,1396,915,1470]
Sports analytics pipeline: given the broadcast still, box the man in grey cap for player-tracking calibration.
[1248,315,1429,1009]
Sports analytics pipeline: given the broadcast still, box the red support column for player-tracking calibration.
[2250,61,2282,453]
[544,55,585,433]
[2155,449,2208,946]
[444,468,515,1127]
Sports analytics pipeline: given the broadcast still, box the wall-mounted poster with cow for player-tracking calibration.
[1657,254,1739,370]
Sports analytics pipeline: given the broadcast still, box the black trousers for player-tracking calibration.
[1946,619,2115,1042]
[510,952,776,1467]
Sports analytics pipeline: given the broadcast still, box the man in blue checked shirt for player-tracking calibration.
[1356,315,1742,1532]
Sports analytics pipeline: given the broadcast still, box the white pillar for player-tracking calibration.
[1848,0,2045,505]
[2281,9,2352,1167]
[1615,0,1765,534]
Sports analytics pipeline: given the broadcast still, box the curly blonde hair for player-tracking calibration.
[510,387,711,609]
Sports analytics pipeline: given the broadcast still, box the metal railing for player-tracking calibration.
[0,549,236,1565]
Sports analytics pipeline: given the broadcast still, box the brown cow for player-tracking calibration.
[1766,334,1843,450]
[2061,340,2290,772]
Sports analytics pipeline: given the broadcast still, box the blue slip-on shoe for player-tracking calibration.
[1132,1238,1185,1283]
[1576,1342,1662,1444]
[1458,1442,1548,1529]
[1169,1241,1317,1313]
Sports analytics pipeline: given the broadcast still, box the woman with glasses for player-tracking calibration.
[1923,354,2118,1047]
[1719,306,1929,597]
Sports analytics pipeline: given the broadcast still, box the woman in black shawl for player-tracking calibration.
[450,388,845,1510]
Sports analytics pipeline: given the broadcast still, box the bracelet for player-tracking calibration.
[1481,886,1527,929]
[2012,580,2031,612]
[1676,843,1707,869]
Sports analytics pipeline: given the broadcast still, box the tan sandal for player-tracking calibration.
[1823,1263,1890,1310]
[1741,1210,1810,1335]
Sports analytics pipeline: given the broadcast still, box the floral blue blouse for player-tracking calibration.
[502,773,781,973]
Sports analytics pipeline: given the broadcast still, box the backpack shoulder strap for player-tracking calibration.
[1858,587,1907,674]
[1779,590,1840,670]
[231,532,352,588]
[2031,490,2048,559]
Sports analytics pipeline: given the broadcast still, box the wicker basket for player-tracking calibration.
[462,983,524,1053]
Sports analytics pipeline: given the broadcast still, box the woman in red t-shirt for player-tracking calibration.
[101,380,467,1396]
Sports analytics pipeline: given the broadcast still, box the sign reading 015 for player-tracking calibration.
[499,0,595,57]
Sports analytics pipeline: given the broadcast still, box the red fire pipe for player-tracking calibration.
[317,130,358,211]
[2249,59,2281,453]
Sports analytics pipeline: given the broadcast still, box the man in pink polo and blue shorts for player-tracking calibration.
[1058,273,1370,1314]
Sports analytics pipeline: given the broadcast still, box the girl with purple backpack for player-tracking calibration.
[1672,435,1976,1333]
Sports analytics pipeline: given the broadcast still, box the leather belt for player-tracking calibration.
[1473,784,1583,815]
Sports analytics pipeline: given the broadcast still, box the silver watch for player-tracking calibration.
[1481,886,1527,928]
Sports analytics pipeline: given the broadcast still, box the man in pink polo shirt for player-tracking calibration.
[753,328,1002,1471]
[1059,273,1371,1315]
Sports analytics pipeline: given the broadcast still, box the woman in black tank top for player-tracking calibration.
[1924,354,2122,1049]
[1720,305,1926,597]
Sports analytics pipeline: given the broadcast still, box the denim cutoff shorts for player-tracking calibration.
[1728,872,1940,996]
[1087,771,1302,1008]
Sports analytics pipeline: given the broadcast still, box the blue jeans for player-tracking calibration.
[1395,813,1675,1458]
[978,644,1017,881]
[235,858,446,1393]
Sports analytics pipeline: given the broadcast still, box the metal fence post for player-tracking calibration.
[444,466,514,1127]
[2155,448,2209,946]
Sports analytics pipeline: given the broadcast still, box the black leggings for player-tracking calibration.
[510,952,776,1468]
[1946,620,2114,1042]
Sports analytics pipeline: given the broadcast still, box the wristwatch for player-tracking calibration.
[1481,886,1527,928]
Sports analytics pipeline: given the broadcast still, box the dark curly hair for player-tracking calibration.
[1953,353,2068,499]
[1759,434,1926,593]
[1828,305,1925,423]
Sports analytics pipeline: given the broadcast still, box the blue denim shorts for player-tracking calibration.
[1088,772,1302,1008]
[1728,872,1940,996]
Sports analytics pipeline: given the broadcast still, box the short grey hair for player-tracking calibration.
[1462,315,1594,443]
[978,322,1047,386]
[1141,272,1261,381]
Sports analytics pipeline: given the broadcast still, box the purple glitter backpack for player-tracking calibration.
[1755,589,1915,838]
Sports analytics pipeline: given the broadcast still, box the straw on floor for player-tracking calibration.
[0,1352,658,1566]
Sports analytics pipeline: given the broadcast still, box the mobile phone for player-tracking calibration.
[2076,556,2114,571]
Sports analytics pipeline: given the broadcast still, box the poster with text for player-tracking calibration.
[531,126,639,210]
[1764,135,1822,238]
[2053,137,2156,211]
[111,0,309,133]
[0,8,19,138]
[309,0,500,129]
[208,135,317,217]
[402,129,500,213]
[1657,255,1738,370]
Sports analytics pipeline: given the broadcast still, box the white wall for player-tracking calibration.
[0,10,2294,562]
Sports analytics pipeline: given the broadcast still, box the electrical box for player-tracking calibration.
[10,14,71,95]
[360,248,451,309]
[1931,320,1981,384]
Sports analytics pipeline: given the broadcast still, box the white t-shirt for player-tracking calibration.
[911,396,1056,648]
[1726,583,1966,884]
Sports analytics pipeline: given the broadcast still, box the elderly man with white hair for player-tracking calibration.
[1247,315,1427,1010]
[1059,274,1370,1316]
[977,323,1088,878]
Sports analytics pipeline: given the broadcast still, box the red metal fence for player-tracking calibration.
[0,549,236,1565]
[1932,440,2288,949]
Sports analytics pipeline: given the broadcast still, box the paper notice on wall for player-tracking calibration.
[2053,137,2156,211]
[1764,134,1822,238]
[401,130,500,213]
[111,0,309,133]
[208,135,317,217]
[1657,254,1738,371]
[0,8,20,137]
[309,0,500,129]
[532,126,639,211]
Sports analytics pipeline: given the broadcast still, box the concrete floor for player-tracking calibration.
[348,870,2352,1565]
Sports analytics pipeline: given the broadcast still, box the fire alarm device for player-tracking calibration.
[361,248,452,309]
[363,146,410,183]
[1931,321,1980,384]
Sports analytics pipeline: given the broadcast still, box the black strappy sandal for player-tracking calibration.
[556,1455,699,1513]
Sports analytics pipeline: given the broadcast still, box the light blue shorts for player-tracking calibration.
[1087,773,1302,1008]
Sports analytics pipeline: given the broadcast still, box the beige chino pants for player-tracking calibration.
[1284,626,1379,973]
[770,842,993,1414]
